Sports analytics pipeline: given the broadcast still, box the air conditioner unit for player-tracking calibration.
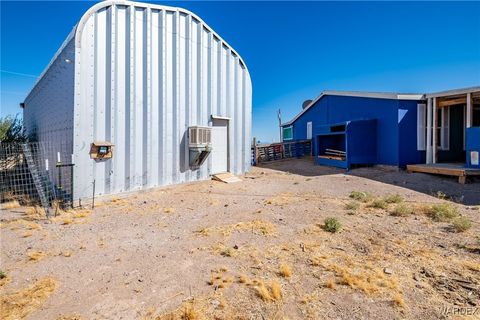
[189,126,211,148]
[188,126,212,167]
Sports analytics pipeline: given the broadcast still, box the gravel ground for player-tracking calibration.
[1,158,479,319]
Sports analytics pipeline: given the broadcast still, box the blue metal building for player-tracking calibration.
[282,91,425,168]
[281,88,480,172]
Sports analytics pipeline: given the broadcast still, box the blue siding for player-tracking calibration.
[284,94,424,167]
[466,127,480,169]
[398,100,425,167]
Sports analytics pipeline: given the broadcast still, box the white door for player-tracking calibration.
[211,124,228,174]
[307,121,312,139]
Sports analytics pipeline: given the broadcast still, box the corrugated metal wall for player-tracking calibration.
[73,1,252,199]
[23,37,76,186]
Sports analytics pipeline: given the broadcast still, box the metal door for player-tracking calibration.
[211,123,228,174]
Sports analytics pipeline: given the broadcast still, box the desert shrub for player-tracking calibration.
[435,191,450,200]
[0,114,26,142]
[345,201,360,211]
[0,270,6,279]
[384,194,403,204]
[390,203,413,217]
[452,216,472,232]
[368,199,388,209]
[426,203,459,222]
[349,191,371,202]
[323,217,341,233]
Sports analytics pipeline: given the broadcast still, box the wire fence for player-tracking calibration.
[0,141,74,215]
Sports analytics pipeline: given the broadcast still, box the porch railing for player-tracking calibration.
[251,140,312,165]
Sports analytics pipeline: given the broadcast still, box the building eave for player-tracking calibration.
[425,86,480,98]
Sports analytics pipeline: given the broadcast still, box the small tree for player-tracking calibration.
[0,115,26,143]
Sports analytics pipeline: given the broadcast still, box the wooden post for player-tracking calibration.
[466,92,472,128]
[253,137,257,165]
[426,98,433,164]
[432,98,437,164]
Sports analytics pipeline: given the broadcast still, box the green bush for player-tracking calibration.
[427,203,459,222]
[349,191,371,202]
[369,199,388,209]
[452,216,472,232]
[384,194,403,204]
[0,115,26,143]
[391,203,413,217]
[345,201,360,211]
[435,191,449,200]
[0,270,6,279]
[323,217,342,233]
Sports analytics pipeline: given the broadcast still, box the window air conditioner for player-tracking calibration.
[188,126,212,166]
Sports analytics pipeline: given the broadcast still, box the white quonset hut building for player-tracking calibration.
[22,0,252,201]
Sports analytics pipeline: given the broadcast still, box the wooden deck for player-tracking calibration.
[406,163,480,184]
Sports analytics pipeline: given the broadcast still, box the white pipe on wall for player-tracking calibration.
[426,98,432,164]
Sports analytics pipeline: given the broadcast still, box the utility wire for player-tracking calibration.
[0,69,38,78]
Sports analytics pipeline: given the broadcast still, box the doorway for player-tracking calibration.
[437,104,465,163]
[211,119,229,174]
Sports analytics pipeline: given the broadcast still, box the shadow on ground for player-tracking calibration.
[258,158,480,206]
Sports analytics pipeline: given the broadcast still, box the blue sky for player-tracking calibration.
[1,1,479,142]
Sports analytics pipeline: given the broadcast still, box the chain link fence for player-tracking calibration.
[0,141,74,215]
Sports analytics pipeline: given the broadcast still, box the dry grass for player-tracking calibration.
[0,277,57,320]
[461,260,480,272]
[22,231,33,238]
[219,247,236,258]
[384,194,403,204]
[182,303,198,320]
[279,263,292,278]
[315,254,400,297]
[238,274,250,284]
[27,251,46,261]
[163,207,175,214]
[109,197,130,206]
[390,203,413,217]
[155,300,206,320]
[349,191,372,202]
[0,274,11,288]
[345,201,360,212]
[270,280,282,300]
[207,269,234,289]
[255,281,273,302]
[7,219,41,231]
[255,280,282,302]
[326,279,336,289]
[451,216,472,232]
[61,218,73,225]
[368,199,388,210]
[265,192,301,206]
[2,200,21,209]
[200,220,276,237]
[393,294,406,308]
[73,209,92,219]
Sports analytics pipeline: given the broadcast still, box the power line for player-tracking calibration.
[0,69,38,78]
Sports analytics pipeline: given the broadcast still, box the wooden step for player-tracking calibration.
[212,172,242,183]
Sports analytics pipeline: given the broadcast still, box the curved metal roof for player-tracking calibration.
[25,0,250,103]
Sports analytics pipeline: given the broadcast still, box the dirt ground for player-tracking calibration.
[1,158,479,320]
